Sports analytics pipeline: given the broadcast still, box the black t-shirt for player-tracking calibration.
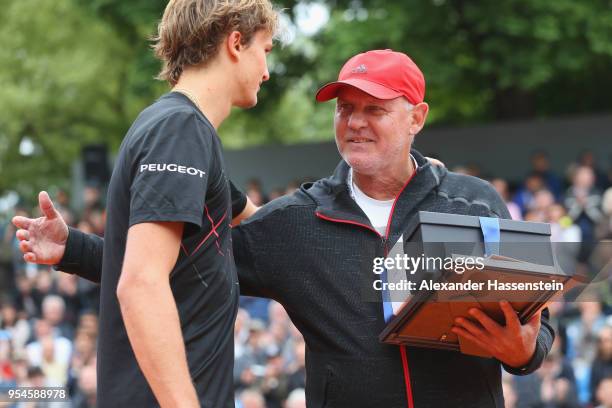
[98,92,239,407]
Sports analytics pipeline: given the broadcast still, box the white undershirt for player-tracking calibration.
[347,155,418,314]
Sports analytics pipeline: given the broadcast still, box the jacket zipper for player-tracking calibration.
[314,168,418,408]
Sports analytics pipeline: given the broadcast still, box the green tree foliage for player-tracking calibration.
[0,0,128,197]
[311,0,612,122]
[1,0,611,196]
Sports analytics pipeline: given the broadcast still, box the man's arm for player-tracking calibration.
[232,222,275,299]
[117,221,199,407]
[13,191,104,283]
[231,196,258,227]
[14,181,255,284]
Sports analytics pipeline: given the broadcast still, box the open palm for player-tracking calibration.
[12,191,68,265]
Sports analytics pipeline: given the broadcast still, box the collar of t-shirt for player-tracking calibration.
[347,154,419,232]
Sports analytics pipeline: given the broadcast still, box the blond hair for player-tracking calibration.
[153,0,278,85]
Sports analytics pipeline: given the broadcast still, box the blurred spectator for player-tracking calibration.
[0,330,16,390]
[284,181,300,195]
[42,294,74,340]
[549,204,582,243]
[566,299,607,403]
[56,273,82,326]
[491,178,522,220]
[239,388,266,408]
[54,189,70,210]
[565,166,604,262]
[591,326,612,405]
[547,203,582,278]
[0,299,31,356]
[240,296,271,324]
[285,388,306,408]
[76,311,99,340]
[577,151,610,192]
[596,376,612,408]
[235,319,271,391]
[514,173,546,215]
[514,336,580,408]
[82,186,102,212]
[286,340,306,393]
[527,189,557,222]
[502,377,517,408]
[25,319,71,379]
[235,308,251,361]
[70,330,96,375]
[39,334,69,386]
[246,179,267,206]
[71,362,97,408]
[260,352,288,407]
[596,187,612,240]
[83,205,105,237]
[14,274,39,318]
[530,151,563,199]
[268,188,286,201]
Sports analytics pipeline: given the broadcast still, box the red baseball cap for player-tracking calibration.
[315,49,425,105]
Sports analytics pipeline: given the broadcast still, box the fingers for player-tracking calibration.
[19,240,33,254]
[451,326,488,350]
[16,230,38,264]
[499,300,521,331]
[526,308,542,329]
[16,229,29,241]
[468,308,503,336]
[38,191,57,220]
[12,216,32,230]
[454,316,487,339]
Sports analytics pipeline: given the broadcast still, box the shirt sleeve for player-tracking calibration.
[230,180,248,219]
[232,223,276,299]
[129,111,213,229]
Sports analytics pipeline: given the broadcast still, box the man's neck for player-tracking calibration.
[172,64,233,129]
[352,158,415,201]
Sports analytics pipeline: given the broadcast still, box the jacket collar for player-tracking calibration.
[304,149,444,242]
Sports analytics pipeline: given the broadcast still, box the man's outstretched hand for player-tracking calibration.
[12,191,68,265]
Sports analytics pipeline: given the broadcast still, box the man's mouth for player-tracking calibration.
[348,138,373,143]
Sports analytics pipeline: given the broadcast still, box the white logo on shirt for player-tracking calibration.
[139,163,206,178]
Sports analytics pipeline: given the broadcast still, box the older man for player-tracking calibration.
[15,49,553,407]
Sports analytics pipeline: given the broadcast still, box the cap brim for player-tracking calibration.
[315,78,403,102]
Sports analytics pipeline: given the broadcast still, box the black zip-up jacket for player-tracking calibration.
[59,150,554,408]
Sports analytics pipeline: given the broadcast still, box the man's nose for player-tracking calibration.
[347,111,367,130]
[262,68,270,82]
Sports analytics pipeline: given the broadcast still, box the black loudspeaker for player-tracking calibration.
[82,144,110,186]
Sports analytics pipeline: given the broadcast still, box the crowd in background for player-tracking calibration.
[0,150,611,408]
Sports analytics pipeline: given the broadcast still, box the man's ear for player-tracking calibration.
[409,102,429,135]
[225,31,243,61]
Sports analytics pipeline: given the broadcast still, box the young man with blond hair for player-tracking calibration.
[14,1,277,406]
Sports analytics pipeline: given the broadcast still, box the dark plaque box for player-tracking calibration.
[379,211,573,357]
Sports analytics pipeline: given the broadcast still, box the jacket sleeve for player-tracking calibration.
[482,181,556,375]
[54,227,103,283]
[232,223,276,300]
[502,308,555,375]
